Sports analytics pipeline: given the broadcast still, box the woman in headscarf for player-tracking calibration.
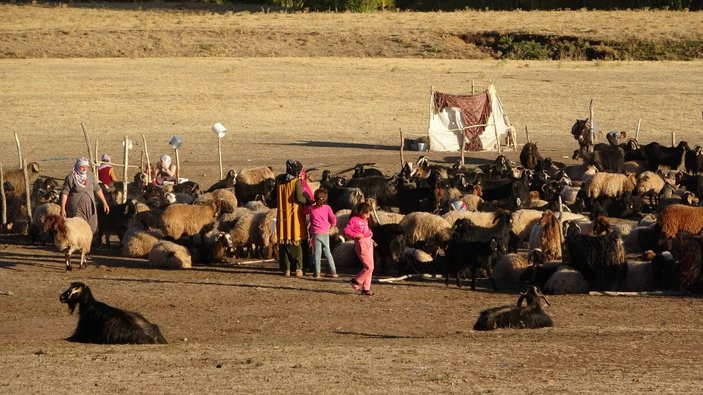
[153,154,177,185]
[275,159,311,277]
[60,157,110,234]
[97,154,118,187]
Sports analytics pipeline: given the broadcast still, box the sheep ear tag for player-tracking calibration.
[490,238,498,250]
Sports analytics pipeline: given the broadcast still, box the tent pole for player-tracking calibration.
[492,111,501,154]
[588,99,594,152]
[460,133,465,166]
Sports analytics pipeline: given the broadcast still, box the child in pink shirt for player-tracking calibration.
[307,188,338,278]
[344,202,375,296]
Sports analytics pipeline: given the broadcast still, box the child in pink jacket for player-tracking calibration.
[344,202,375,296]
[307,188,338,278]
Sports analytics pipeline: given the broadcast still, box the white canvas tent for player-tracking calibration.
[427,83,514,152]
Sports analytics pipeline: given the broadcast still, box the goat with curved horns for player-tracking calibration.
[473,286,553,330]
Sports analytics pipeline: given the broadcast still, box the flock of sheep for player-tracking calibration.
[2,124,703,338]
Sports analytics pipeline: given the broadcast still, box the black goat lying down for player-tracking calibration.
[59,282,167,344]
[473,286,553,331]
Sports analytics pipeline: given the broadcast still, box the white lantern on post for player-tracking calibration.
[169,135,183,185]
[212,122,228,180]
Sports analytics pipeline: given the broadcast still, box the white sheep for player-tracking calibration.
[194,188,238,209]
[399,212,451,255]
[236,166,275,185]
[148,240,192,269]
[491,253,530,285]
[512,209,586,242]
[586,172,636,199]
[42,214,92,271]
[252,208,277,259]
[624,160,647,177]
[217,208,257,258]
[543,265,589,294]
[121,227,164,258]
[29,202,60,242]
[244,200,269,211]
[634,171,665,207]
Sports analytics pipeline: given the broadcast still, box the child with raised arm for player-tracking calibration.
[307,188,338,278]
[344,202,375,296]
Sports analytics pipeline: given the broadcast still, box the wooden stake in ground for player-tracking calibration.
[399,128,405,169]
[635,119,641,141]
[142,135,152,184]
[122,136,129,204]
[174,148,181,185]
[22,158,32,224]
[81,123,96,174]
[671,131,676,147]
[460,131,465,166]
[217,136,223,180]
[588,99,595,152]
[525,125,531,144]
[14,132,22,169]
[492,110,501,154]
[0,163,6,226]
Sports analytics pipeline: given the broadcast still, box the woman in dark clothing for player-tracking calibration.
[60,157,110,234]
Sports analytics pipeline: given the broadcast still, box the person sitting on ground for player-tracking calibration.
[97,154,118,187]
[153,154,177,185]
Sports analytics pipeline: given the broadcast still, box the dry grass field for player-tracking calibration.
[1,4,703,394]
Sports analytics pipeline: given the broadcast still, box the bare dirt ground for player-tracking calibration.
[1,5,703,394]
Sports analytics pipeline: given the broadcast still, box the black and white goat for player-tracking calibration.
[473,286,553,330]
[59,282,167,344]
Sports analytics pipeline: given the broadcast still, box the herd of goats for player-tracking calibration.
[3,118,703,341]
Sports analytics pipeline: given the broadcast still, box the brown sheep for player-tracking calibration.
[657,204,703,246]
[4,161,41,199]
[528,210,562,261]
[161,199,231,240]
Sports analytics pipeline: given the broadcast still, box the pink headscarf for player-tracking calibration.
[98,154,112,171]
[299,169,313,201]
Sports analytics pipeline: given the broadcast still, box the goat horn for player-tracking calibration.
[333,166,356,176]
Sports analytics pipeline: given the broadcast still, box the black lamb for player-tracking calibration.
[473,286,553,331]
[59,282,167,344]
[684,145,703,175]
[444,237,505,291]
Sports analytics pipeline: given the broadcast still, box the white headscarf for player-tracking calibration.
[160,154,172,169]
[73,157,90,187]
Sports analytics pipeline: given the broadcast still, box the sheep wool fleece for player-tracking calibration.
[61,172,100,233]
